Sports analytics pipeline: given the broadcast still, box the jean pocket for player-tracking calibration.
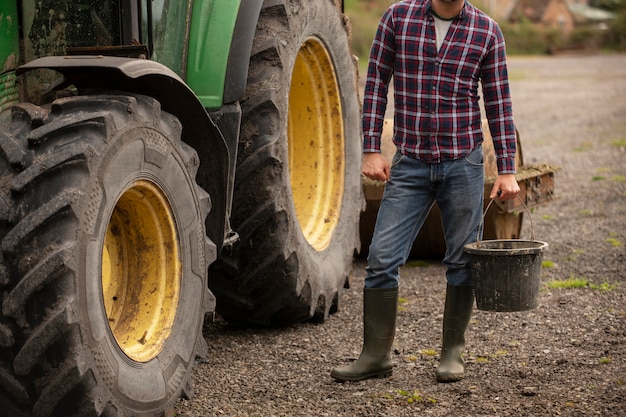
[464,145,484,167]
[391,151,405,168]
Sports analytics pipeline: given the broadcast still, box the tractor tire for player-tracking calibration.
[210,0,362,325]
[0,94,213,417]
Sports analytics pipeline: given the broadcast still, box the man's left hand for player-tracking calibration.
[490,174,520,201]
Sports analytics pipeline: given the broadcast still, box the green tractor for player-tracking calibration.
[0,1,362,415]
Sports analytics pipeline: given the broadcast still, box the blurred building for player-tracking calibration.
[501,0,616,34]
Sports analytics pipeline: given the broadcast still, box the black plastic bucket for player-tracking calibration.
[464,239,548,311]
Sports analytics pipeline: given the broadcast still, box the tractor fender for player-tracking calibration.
[17,56,230,250]
[223,0,264,104]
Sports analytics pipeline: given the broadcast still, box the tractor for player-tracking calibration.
[0,1,362,415]
[0,1,557,415]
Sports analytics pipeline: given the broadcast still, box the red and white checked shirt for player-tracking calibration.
[363,0,517,174]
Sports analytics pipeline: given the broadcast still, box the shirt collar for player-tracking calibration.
[424,0,467,20]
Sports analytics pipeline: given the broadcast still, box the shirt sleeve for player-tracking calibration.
[480,24,517,174]
[362,8,396,154]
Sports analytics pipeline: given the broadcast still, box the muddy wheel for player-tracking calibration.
[0,94,213,416]
[210,0,362,325]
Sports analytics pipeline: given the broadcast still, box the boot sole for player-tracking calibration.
[330,369,393,382]
[436,372,464,383]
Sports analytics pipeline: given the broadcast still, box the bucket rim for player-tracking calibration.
[464,239,548,255]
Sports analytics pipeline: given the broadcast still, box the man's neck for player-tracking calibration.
[431,0,465,20]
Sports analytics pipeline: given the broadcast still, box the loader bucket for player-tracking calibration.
[359,120,557,259]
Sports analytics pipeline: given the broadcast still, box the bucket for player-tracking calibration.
[464,197,548,312]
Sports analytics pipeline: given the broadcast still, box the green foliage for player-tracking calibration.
[593,281,620,291]
[599,2,626,49]
[420,348,438,357]
[406,259,431,268]
[376,388,438,405]
[546,277,620,291]
[500,19,556,55]
[590,0,626,10]
[607,237,622,247]
[396,389,437,404]
[547,277,590,289]
[345,0,626,59]
[345,0,396,60]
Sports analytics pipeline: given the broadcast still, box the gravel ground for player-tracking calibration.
[174,54,626,417]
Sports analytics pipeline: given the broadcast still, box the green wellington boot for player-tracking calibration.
[331,287,398,381]
[435,284,474,383]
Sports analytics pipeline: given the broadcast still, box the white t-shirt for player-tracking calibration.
[433,15,454,51]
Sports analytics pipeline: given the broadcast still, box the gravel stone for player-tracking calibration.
[174,54,626,417]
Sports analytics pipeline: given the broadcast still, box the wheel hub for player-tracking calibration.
[102,180,180,362]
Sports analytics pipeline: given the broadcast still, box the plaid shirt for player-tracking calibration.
[363,0,517,174]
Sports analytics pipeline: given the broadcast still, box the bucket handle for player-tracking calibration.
[477,195,535,248]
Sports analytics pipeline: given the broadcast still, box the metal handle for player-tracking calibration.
[477,195,535,248]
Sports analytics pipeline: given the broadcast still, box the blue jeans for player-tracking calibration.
[365,146,484,289]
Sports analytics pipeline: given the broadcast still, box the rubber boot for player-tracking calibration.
[331,287,398,381]
[436,284,474,383]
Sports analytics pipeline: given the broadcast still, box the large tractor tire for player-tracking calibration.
[0,93,213,417]
[210,0,362,325]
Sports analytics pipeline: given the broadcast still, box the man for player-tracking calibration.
[331,0,520,383]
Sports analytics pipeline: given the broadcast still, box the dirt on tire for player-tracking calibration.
[175,54,626,417]
[0,93,211,417]
[208,0,362,326]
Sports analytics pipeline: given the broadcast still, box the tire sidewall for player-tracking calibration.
[281,2,362,282]
[80,126,206,411]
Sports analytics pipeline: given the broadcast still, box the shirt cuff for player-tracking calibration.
[363,136,381,153]
[497,157,517,175]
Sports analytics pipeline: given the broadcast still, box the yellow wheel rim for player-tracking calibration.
[102,180,180,362]
[288,37,345,251]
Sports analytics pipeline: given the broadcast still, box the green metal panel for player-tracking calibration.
[187,0,241,110]
[0,1,19,114]
[150,0,193,77]
[0,1,19,73]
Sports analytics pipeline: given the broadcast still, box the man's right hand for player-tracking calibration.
[362,152,391,182]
